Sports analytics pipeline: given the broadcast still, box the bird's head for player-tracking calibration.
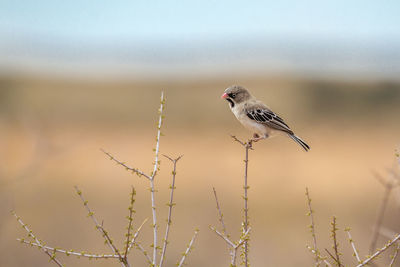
[221,85,251,108]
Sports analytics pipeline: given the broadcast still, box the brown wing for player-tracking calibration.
[245,104,294,134]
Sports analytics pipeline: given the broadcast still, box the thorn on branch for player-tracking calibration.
[305,187,320,266]
[330,216,343,267]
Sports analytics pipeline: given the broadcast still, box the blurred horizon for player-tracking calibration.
[1,36,400,81]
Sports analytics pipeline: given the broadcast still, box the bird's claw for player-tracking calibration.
[245,139,255,149]
[250,133,267,142]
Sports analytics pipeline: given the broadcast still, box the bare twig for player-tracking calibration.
[159,154,183,267]
[210,226,235,248]
[330,216,343,267]
[307,246,332,267]
[230,135,252,267]
[12,211,64,267]
[124,187,136,258]
[101,149,151,180]
[14,92,196,267]
[243,140,250,267]
[149,178,158,265]
[325,248,342,267]
[230,135,246,146]
[177,229,199,267]
[389,242,400,267]
[127,218,148,253]
[17,239,119,259]
[370,172,395,254]
[97,221,127,264]
[210,225,251,266]
[306,187,320,266]
[151,91,165,179]
[148,91,165,266]
[344,227,361,263]
[74,186,126,266]
[357,233,400,267]
[101,92,165,266]
[134,242,153,265]
[234,228,252,266]
[212,187,228,237]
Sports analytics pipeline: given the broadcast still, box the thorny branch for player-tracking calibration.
[369,171,397,254]
[14,92,198,267]
[330,216,343,267]
[74,186,127,266]
[124,187,136,259]
[307,246,332,267]
[344,228,361,263]
[306,182,400,267]
[101,92,166,266]
[17,240,119,259]
[135,242,153,265]
[101,149,151,180]
[325,248,342,267]
[225,135,254,267]
[209,135,254,267]
[306,187,320,266]
[389,243,400,267]
[210,225,251,266]
[159,154,183,267]
[126,218,148,254]
[357,233,400,267]
[12,211,64,267]
[177,230,199,267]
[149,91,165,266]
[213,187,228,237]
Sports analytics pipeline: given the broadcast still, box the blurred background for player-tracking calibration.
[1,1,400,266]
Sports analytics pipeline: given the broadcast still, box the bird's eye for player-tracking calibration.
[231,93,236,98]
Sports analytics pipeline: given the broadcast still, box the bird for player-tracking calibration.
[221,85,310,151]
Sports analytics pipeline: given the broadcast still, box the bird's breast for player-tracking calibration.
[231,105,270,136]
[230,105,241,118]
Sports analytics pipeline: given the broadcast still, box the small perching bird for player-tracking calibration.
[221,85,310,151]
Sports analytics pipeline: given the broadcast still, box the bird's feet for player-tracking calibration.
[250,133,268,142]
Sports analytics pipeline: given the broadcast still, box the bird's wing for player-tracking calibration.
[245,103,293,134]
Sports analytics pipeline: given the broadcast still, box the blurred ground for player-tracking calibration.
[1,74,400,266]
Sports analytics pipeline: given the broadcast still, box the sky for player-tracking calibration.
[0,1,399,78]
[1,0,399,43]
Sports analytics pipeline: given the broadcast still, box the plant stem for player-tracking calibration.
[243,141,251,267]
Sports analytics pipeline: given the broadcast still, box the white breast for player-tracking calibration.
[231,104,271,137]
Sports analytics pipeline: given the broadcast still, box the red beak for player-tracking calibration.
[221,93,228,99]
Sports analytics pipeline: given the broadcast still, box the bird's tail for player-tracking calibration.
[288,134,310,152]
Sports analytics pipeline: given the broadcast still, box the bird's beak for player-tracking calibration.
[221,93,228,99]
